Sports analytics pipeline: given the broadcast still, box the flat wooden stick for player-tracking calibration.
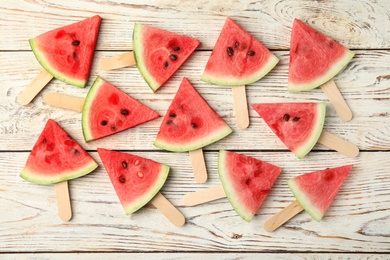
[189,149,208,183]
[183,185,226,206]
[232,85,250,129]
[100,52,136,70]
[264,200,303,232]
[150,192,185,227]
[18,68,54,105]
[44,92,85,112]
[318,129,359,158]
[320,79,353,122]
[54,181,72,222]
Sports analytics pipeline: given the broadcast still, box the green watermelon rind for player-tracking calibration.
[287,178,323,221]
[201,54,279,86]
[20,160,98,185]
[288,50,355,92]
[132,23,160,92]
[154,125,232,152]
[218,150,253,222]
[123,165,170,215]
[29,38,86,88]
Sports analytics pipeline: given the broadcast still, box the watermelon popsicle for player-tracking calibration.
[201,17,279,129]
[288,18,355,122]
[252,102,359,158]
[20,119,98,221]
[97,149,185,227]
[100,23,200,92]
[18,15,102,105]
[264,165,353,232]
[183,150,282,222]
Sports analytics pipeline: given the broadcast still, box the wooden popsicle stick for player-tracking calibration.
[183,185,226,206]
[318,129,359,158]
[320,79,353,122]
[43,92,85,112]
[264,200,303,232]
[232,85,250,129]
[150,192,185,227]
[100,52,136,70]
[189,149,208,183]
[18,68,54,105]
[54,181,72,221]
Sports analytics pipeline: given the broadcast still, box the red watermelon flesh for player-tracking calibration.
[202,17,279,86]
[97,148,169,215]
[82,77,160,142]
[20,119,98,184]
[29,15,101,88]
[133,23,200,92]
[219,150,282,222]
[154,77,232,152]
[288,18,354,92]
[252,102,326,159]
[288,165,353,221]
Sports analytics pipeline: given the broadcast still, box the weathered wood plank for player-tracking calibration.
[1,0,390,50]
[1,151,389,252]
[0,50,389,151]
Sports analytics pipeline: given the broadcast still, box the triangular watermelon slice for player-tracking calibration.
[20,119,98,184]
[201,17,279,86]
[288,165,353,221]
[82,77,160,142]
[154,77,232,152]
[288,18,355,92]
[252,102,326,159]
[29,15,102,88]
[133,23,200,92]
[218,150,282,222]
[97,148,169,215]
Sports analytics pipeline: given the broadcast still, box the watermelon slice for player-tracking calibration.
[288,18,355,92]
[29,15,102,88]
[218,150,282,222]
[288,165,353,221]
[97,148,169,215]
[252,102,326,159]
[154,77,232,152]
[133,23,200,92]
[20,119,98,184]
[201,17,279,86]
[82,77,160,142]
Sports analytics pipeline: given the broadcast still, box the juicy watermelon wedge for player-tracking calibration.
[97,148,169,215]
[133,23,200,92]
[202,17,279,86]
[29,15,102,88]
[288,18,355,92]
[154,78,232,152]
[252,102,326,159]
[82,77,160,142]
[288,165,353,221]
[218,150,282,222]
[20,119,98,184]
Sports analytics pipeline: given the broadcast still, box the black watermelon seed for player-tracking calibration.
[122,161,128,168]
[170,54,178,60]
[293,117,300,122]
[191,123,197,128]
[121,109,129,115]
[73,149,80,155]
[169,113,176,118]
[245,178,249,184]
[164,61,169,68]
[247,51,255,56]
[101,120,108,126]
[283,114,290,121]
[119,177,126,183]
[173,47,180,51]
[167,120,173,125]
[73,52,77,58]
[111,125,117,131]
[43,138,47,143]
[235,42,239,48]
[227,47,234,56]
[72,40,80,46]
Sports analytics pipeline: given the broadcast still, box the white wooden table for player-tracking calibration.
[1,0,389,259]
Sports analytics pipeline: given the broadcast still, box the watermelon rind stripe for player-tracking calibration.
[20,160,98,185]
[288,50,354,92]
[133,23,160,92]
[218,150,253,222]
[29,38,86,88]
[154,125,232,152]
[287,178,323,221]
[123,165,170,215]
[201,54,279,86]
